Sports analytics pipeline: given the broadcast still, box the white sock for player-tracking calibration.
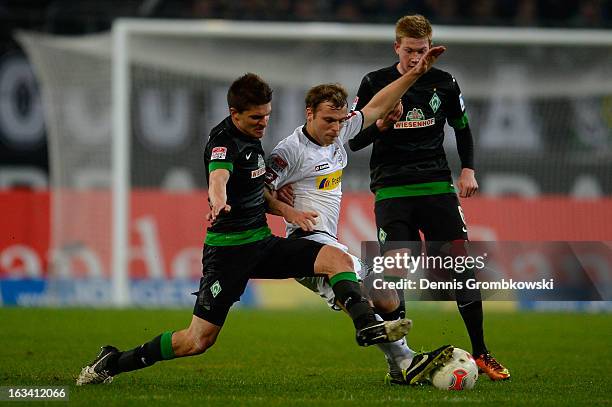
[374,314,415,375]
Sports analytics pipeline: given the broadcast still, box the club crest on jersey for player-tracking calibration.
[393,108,435,129]
[429,92,441,113]
[345,111,358,120]
[264,169,277,183]
[316,169,342,190]
[251,154,266,178]
[378,228,387,244]
[350,96,359,111]
[210,280,222,298]
[211,146,227,160]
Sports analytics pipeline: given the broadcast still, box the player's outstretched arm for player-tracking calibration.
[206,169,231,222]
[360,46,445,129]
[264,188,318,231]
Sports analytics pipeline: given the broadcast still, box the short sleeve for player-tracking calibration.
[339,110,364,145]
[206,136,238,173]
[264,141,294,190]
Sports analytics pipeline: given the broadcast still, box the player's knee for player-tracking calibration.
[370,287,399,313]
[336,251,354,272]
[315,245,354,277]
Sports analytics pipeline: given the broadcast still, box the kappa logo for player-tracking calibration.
[210,280,222,298]
[394,108,435,129]
[211,146,227,160]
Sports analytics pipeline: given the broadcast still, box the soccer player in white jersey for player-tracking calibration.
[265,78,453,385]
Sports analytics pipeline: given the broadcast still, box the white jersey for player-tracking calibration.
[265,111,364,238]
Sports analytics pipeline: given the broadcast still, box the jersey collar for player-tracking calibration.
[302,125,323,147]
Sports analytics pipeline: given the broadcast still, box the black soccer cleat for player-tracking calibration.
[76,345,120,386]
[356,318,412,347]
[384,371,408,385]
[403,344,454,385]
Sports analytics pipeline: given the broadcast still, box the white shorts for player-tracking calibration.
[294,233,368,311]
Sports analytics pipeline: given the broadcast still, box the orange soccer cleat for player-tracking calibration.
[475,353,511,381]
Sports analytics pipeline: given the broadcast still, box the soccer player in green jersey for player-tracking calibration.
[76,43,447,386]
[349,15,510,382]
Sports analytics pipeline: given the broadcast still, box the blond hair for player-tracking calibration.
[395,14,433,44]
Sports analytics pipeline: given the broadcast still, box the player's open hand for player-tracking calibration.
[277,183,295,206]
[414,45,446,75]
[458,168,478,198]
[286,208,318,231]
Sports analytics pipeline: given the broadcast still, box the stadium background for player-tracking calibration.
[0,0,611,311]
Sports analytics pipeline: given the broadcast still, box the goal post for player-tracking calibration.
[17,20,612,306]
[112,22,130,306]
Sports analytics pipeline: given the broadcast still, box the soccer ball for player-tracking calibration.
[430,347,478,390]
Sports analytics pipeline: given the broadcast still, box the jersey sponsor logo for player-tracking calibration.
[408,108,425,121]
[429,92,441,113]
[251,167,266,178]
[333,145,344,166]
[211,146,227,160]
[393,108,435,129]
[315,169,342,190]
[251,154,266,178]
[315,163,330,172]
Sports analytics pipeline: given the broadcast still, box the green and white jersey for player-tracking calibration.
[265,111,364,238]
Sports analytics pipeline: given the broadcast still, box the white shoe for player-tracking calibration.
[76,346,119,386]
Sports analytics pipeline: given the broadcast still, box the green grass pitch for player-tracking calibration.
[1,306,610,406]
